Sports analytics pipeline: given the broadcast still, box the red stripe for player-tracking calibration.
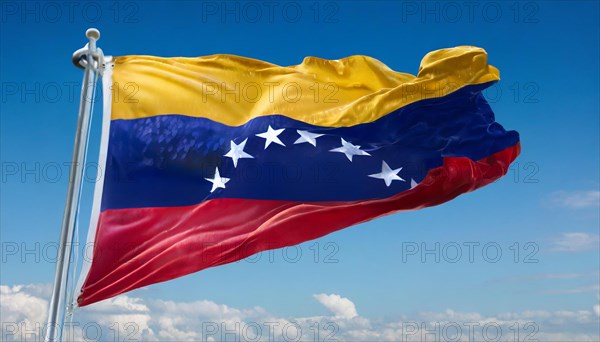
[78,143,520,306]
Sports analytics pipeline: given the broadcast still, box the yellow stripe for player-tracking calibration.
[111,46,499,127]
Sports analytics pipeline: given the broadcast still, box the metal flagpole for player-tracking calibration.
[45,28,104,342]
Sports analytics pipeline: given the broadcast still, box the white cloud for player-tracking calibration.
[2,284,599,341]
[86,294,150,312]
[313,293,358,319]
[551,190,600,209]
[514,271,598,281]
[545,284,600,294]
[0,284,49,337]
[550,232,600,252]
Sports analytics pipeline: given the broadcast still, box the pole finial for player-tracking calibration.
[73,29,104,69]
[86,28,100,41]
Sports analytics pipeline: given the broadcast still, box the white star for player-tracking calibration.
[329,138,371,161]
[224,138,253,168]
[410,178,418,189]
[368,161,405,187]
[256,125,285,149]
[294,130,323,147]
[205,167,230,193]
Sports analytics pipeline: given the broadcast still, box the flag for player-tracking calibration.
[77,46,520,306]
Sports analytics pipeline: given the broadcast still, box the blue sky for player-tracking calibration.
[1,1,599,340]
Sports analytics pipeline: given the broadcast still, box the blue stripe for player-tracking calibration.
[101,82,519,210]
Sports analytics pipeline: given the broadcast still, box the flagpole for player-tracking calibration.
[45,28,103,342]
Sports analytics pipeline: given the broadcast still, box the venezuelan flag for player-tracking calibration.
[77,46,520,306]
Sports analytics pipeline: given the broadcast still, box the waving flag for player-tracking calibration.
[77,46,520,306]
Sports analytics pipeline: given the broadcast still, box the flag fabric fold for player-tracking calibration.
[77,46,520,306]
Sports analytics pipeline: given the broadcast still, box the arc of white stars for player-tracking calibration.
[294,130,323,147]
[329,138,371,161]
[205,167,230,193]
[368,161,405,187]
[224,138,253,168]
[256,125,285,149]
